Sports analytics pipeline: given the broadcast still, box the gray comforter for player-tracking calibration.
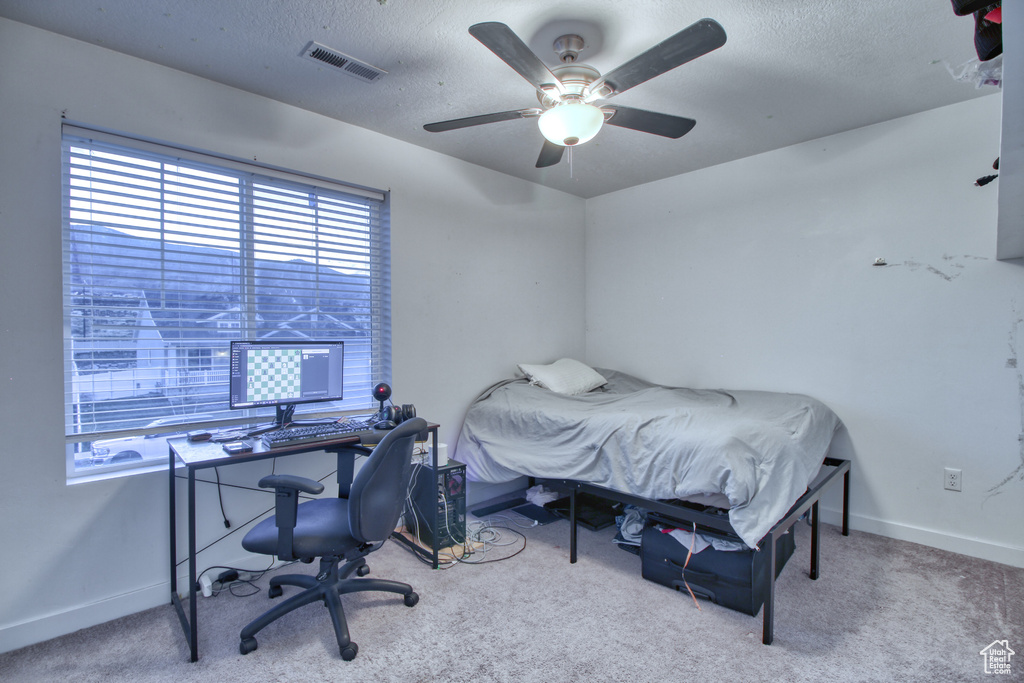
[455,369,842,548]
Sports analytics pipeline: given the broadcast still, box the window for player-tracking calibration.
[62,125,391,477]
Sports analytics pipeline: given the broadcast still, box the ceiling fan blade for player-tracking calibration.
[535,140,564,168]
[602,105,696,139]
[585,18,726,100]
[469,22,564,97]
[424,108,541,133]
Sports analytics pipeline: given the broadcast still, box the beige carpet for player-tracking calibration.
[2,517,1021,682]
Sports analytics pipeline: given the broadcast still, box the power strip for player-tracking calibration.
[198,570,254,597]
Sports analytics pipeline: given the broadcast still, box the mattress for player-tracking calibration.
[455,369,842,548]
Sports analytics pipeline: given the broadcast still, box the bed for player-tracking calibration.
[454,360,851,643]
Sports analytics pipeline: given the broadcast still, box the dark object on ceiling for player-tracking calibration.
[950,0,997,16]
[973,8,1002,61]
[951,2,1002,61]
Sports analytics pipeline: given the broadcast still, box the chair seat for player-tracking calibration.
[243,498,356,558]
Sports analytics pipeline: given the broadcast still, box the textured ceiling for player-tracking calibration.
[0,0,994,198]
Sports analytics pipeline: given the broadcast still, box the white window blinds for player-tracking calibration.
[61,125,391,459]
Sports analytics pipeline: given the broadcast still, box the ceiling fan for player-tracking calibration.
[423,19,727,168]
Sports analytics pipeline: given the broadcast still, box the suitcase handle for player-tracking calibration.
[671,580,715,601]
[666,558,746,587]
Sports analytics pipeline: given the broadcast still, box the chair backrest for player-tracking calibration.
[347,417,427,543]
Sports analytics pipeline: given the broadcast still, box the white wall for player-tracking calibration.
[586,94,1024,567]
[0,18,585,653]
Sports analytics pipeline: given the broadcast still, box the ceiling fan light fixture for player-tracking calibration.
[538,101,604,146]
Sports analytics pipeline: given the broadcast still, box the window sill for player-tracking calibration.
[66,460,170,486]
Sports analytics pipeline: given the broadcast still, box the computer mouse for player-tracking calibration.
[373,420,397,430]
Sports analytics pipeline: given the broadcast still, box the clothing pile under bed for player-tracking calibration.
[455,369,842,549]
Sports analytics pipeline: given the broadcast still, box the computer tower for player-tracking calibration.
[405,459,466,549]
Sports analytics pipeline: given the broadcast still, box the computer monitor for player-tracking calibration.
[229,340,345,426]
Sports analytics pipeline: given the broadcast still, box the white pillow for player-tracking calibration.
[517,358,607,395]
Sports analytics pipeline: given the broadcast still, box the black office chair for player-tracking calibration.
[238,417,427,660]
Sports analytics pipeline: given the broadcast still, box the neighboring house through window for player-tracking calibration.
[62,124,391,478]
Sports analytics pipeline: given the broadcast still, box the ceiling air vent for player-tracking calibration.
[300,41,387,83]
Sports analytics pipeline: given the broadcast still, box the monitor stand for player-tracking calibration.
[247,404,296,437]
[274,404,296,427]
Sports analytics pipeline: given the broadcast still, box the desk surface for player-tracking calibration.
[168,422,438,467]
[168,434,356,466]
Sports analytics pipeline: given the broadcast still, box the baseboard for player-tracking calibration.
[0,581,167,655]
[816,505,1024,568]
[0,551,268,655]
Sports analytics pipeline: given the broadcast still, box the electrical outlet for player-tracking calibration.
[944,467,962,492]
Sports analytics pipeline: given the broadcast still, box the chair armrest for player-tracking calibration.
[257,475,323,561]
[258,474,324,496]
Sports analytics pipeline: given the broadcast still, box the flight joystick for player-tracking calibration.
[372,383,395,429]
[371,383,416,430]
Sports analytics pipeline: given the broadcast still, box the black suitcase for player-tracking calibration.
[640,523,795,616]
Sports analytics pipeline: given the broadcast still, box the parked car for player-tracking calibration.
[81,414,216,468]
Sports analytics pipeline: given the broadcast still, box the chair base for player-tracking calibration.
[239,555,418,659]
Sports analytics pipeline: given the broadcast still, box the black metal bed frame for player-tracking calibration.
[543,456,851,645]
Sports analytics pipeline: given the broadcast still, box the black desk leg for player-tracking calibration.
[569,489,578,564]
[168,449,194,662]
[188,468,198,662]
[432,430,440,569]
[842,469,850,536]
[763,532,777,645]
[169,447,176,601]
[810,500,820,581]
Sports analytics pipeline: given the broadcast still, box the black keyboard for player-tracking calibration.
[261,418,375,449]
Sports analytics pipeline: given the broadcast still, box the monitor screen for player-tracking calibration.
[228,340,345,418]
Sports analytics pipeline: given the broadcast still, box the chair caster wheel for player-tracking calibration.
[404,591,419,607]
[268,585,283,599]
[340,642,358,661]
[240,637,258,655]
[356,564,370,577]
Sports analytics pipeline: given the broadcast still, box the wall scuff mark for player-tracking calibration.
[987,304,1024,498]
[926,265,956,281]
[897,255,988,281]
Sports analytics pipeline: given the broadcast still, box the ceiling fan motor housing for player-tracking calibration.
[537,61,606,146]
[538,63,601,108]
